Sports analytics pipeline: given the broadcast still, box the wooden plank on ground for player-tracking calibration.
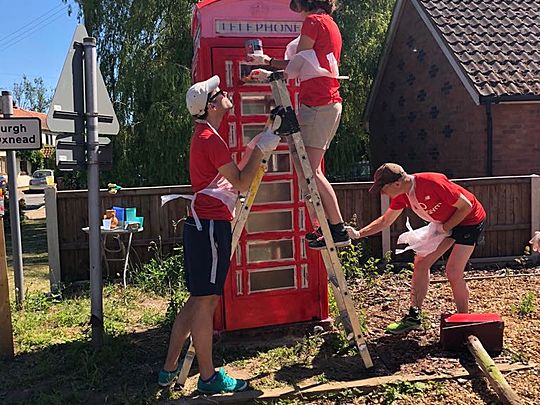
[467,335,523,405]
[167,362,535,404]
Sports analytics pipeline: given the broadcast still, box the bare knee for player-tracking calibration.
[191,295,220,311]
[445,266,465,285]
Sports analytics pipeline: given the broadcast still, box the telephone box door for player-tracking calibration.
[212,48,327,331]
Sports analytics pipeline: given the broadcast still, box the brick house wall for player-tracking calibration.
[368,0,540,178]
[492,103,540,176]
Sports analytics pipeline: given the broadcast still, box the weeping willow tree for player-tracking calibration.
[328,0,395,180]
[66,0,196,187]
[65,0,393,186]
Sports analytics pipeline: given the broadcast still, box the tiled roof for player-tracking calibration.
[419,0,540,98]
[9,107,49,131]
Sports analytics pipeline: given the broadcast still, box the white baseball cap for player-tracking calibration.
[186,75,220,116]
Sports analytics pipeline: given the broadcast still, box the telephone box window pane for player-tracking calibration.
[254,181,292,204]
[239,64,268,86]
[267,152,291,173]
[241,93,275,116]
[249,267,296,293]
[247,239,294,263]
[246,210,293,233]
[243,124,265,144]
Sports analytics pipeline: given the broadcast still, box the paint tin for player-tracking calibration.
[245,39,263,56]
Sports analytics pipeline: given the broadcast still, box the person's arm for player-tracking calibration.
[248,34,315,69]
[442,193,473,232]
[218,148,264,193]
[347,208,403,239]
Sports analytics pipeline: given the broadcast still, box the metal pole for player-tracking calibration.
[83,37,103,348]
[0,91,24,307]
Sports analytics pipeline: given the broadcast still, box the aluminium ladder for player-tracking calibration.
[175,71,372,388]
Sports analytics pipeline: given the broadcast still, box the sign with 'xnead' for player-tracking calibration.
[0,117,42,150]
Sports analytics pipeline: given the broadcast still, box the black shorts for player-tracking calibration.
[183,217,232,296]
[450,219,486,246]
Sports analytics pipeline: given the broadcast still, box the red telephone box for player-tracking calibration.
[191,0,328,331]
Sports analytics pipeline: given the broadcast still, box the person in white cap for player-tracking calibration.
[247,0,350,250]
[347,163,486,335]
[159,75,280,392]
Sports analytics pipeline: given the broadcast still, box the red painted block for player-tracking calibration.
[440,313,504,353]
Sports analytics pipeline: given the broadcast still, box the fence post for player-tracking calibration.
[380,194,391,254]
[45,187,61,293]
[531,175,540,238]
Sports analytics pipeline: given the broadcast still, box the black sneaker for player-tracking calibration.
[308,226,351,250]
[306,226,322,241]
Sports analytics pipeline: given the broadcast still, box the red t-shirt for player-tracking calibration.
[189,123,234,221]
[389,173,486,225]
[299,13,342,107]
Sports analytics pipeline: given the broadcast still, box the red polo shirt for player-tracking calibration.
[389,173,486,225]
[189,123,234,221]
[299,13,342,107]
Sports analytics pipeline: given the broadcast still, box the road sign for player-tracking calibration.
[47,25,120,135]
[0,117,42,150]
[56,134,112,171]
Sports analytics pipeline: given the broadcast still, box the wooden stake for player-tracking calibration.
[467,335,522,405]
[0,217,15,359]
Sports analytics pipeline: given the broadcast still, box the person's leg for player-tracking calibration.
[386,238,454,334]
[410,238,455,308]
[444,244,475,313]
[306,146,343,224]
[190,295,220,380]
[163,296,196,371]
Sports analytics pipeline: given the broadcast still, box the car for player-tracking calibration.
[28,169,55,192]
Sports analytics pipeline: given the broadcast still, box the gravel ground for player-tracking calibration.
[177,266,539,404]
[347,266,540,404]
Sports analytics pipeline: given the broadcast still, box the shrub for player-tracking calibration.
[131,239,189,324]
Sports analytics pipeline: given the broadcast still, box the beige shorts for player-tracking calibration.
[298,102,342,150]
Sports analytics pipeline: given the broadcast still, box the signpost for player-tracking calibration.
[47,25,119,348]
[0,187,14,359]
[0,92,42,307]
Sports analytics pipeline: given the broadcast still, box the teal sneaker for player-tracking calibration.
[197,367,248,394]
[158,363,181,387]
[386,307,422,335]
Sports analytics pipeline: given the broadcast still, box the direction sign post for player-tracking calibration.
[47,25,120,348]
[84,37,104,347]
[0,91,40,307]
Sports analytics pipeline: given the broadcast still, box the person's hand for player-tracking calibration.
[256,127,281,154]
[246,68,272,82]
[247,53,272,65]
[345,226,361,240]
[530,231,540,252]
[434,222,449,235]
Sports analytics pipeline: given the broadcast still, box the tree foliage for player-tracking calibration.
[329,0,395,180]
[67,0,394,187]
[68,0,195,187]
[12,74,52,113]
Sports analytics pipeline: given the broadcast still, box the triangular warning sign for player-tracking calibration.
[47,25,119,135]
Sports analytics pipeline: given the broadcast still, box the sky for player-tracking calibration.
[0,0,80,94]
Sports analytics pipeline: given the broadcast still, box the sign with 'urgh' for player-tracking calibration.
[0,117,42,150]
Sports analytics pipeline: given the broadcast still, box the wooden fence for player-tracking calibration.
[46,175,540,285]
